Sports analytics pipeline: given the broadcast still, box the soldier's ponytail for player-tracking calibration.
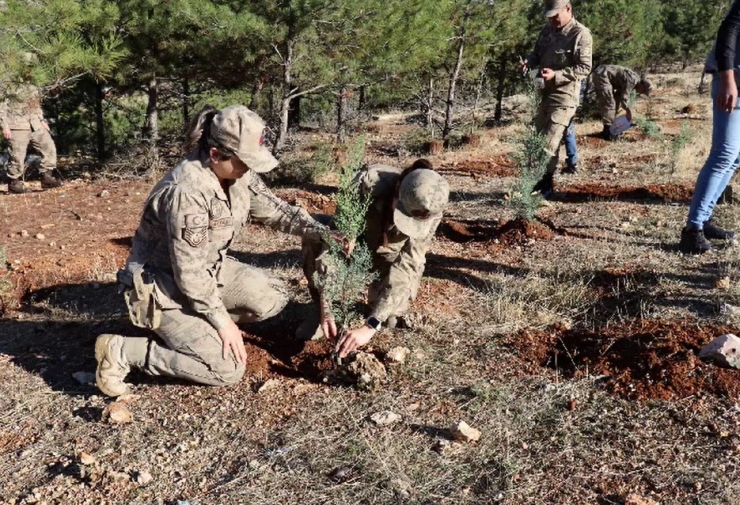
[183,105,218,155]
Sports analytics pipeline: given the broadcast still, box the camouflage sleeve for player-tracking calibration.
[247,171,327,241]
[369,220,439,322]
[553,29,593,87]
[526,26,547,69]
[617,71,640,110]
[0,85,8,129]
[165,187,232,330]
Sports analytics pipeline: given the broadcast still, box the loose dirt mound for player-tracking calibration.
[511,320,740,401]
[440,156,519,178]
[557,183,693,204]
[438,217,554,246]
[279,189,337,215]
[243,335,337,382]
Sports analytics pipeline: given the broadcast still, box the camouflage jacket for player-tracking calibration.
[125,155,326,330]
[0,83,45,131]
[595,64,641,110]
[359,164,440,322]
[527,18,593,108]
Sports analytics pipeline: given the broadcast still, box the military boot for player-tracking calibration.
[40,172,63,189]
[679,227,712,254]
[703,219,736,240]
[602,125,616,141]
[95,334,147,397]
[8,179,31,194]
[531,173,555,199]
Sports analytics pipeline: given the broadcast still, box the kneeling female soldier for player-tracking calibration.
[96,105,333,396]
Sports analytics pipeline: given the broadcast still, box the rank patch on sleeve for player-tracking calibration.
[183,213,209,247]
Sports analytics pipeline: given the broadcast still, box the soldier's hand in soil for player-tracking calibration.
[320,303,338,339]
[2,127,11,140]
[218,320,248,364]
[719,70,738,114]
[336,325,376,358]
[541,68,555,81]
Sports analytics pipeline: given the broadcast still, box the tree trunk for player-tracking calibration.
[275,40,294,154]
[95,82,105,161]
[182,76,190,131]
[337,84,346,144]
[249,77,265,110]
[471,63,486,134]
[289,93,301,129]
[698,71,708,94]
[442,34,465,139]
[358,85,366,110]
[426,77,434,131]
[494,56,507,123]
[144,75,159,143]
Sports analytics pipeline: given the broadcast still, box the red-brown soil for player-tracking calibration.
[279,188,337,215]
[438,216,554,245]
[557,182,693,204]
[510,320,740,401]
[243,335,337,382]
[440,155,519,178]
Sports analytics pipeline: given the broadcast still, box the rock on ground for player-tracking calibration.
[699,334,740,369]
[386,347,410,364]
[449,421,481,442]
[346,352,387,387]
[625,493,659,505]
[370,411,402,426]
[102,402,133,425]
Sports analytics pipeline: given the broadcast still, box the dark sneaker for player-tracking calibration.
[562,164,578,175]
[602,126,617,141]
[703,219,735,240]
[531,173,555,199]
[40,173,64,189]
[679,227,712,254]
[8,179,31,194]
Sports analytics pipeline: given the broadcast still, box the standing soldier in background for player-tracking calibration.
[519,0,592,198]
[593,64,652,140]
[1,64,63,194]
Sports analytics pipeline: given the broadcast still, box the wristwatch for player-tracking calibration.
[365,316,382,331]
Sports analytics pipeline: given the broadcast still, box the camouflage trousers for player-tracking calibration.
[535,104,577,174]
[123,258,289,386]
[593,69,618,126]
[6,127,57,180]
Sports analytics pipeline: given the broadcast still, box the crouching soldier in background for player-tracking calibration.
[593,64,653,140]
[95,105,338,397]
[1,77,63,194]
[300,159,450,358]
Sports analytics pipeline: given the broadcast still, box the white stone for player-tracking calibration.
[370,411,402,426]
[386,347,410,364]
[136,471,153,485]
[700,334,740,369]
[449,421,481,442]
[257,379,281,393]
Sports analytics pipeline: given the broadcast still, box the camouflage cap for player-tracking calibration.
[393,169,450,239]
[544,0,570,17]
[209,105,278,173]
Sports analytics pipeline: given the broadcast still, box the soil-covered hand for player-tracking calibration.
[336,325,376,358]
[2,127,11,140]
[719,70,738,114]
[217,320,247,365]
[320,302,338,340]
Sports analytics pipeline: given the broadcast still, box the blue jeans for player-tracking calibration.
[686,76,740,229]
[563,121,577,168]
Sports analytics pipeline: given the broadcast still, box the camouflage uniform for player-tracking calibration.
[96,106,327,394]
[526,16,592,173]
[0,83,57,180]
[592,64,642,127]
[303,164,449,327]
